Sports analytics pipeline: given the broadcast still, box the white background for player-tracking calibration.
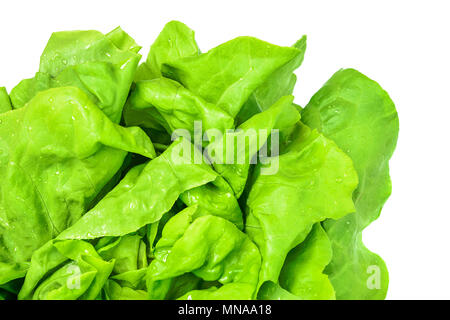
[1,0,449,300]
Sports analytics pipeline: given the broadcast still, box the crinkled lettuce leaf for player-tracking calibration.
[147,207,261,300]
[124,75,244,226]
[57,138,218,240]
[124,76,242,227]
[125,77,234,137]
[245,122,358,287]
[162,36,303,117]
[135,20,199,81]
[180,176,244,228]
[127,21,200,131]
[0,87,12,113]
[258,223,335,300]
[178,94,300,227]
[278,223,335,299]
[302,68,399,299]
[0,87,154,285]
[97,234,148,275]
[103,279,148,300]
[10,27,141,122]
[236,36,307,124]
[19,240,114,300]
[210,95,300,197]
[96,234,148,290]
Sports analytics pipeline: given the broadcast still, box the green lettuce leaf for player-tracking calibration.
[97,234,148,275]
[301,68,399,299]
[245,122,358,287]
[19,240,114,300]
[278,223,335,299]
[127,20,200,131]
[180,176,244,228]
[96,234,148,290]
[258,223,335,300]
[10,27,141,122]
[147,207,261,300]
[0,87,12,113]
[236,36,307,124]
[124,77,242,227]
[103,279,148,300]
[125,77,234,136]
[210,95,300,197]
[162,36,303,117]
[0,87,154,285]
[57,138,218,240]
[135,20,199,81]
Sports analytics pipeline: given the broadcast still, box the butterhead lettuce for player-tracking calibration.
[0,21,398,300]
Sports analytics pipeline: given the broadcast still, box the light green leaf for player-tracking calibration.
[0,87,12,113]
[180,176,243,228]
[236,36,307,124]
[125,77,234,136]
[57,138,218,240]
[103,280,148,300]
[0,87,154,285]
[163,36,302,117]
[245,122,358,287]
[19,240,114,300]
[257,281,298,300]
[280,223,335,299]
[302,68,399,299]
[135,20,199,81]
[106,26,142,53]
[97,234,147,275]
[10,27,141,122]
[211,95,300,197]
[147,213,261,300]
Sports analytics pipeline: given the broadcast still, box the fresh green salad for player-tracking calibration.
[0,21,398,300]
